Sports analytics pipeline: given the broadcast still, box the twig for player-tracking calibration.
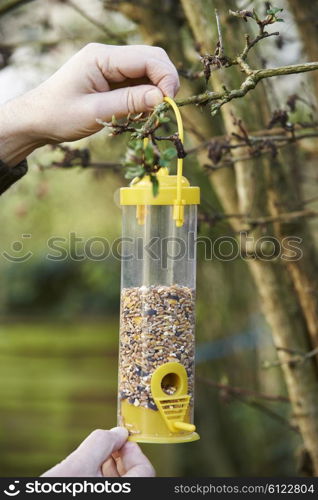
[104,0,164,15]
[47,144,123,172]
[0,0,34,16]
[51,160,122,171]
[186,123,318,155]
[199,376,299,433]
[199,208,318,228]
[194,63,318,116]
[177,66,204,81]
[136,62,318,136]
[96,113,150,136]
[198,376,290,403]
[241,32,279,62]
[280,346,318,362]
[302,195,318,206]
[193,131,318,170]
[215,9,224,57]
[153,133,186,158]
[241,399,299,433]
[263,346,318,369]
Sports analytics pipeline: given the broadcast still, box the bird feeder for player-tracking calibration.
[117,97,200,443]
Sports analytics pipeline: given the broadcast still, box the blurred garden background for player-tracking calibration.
[1,0,318,477]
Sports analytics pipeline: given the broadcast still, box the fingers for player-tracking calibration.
[41,429,155,478]
[72,427,129,466]
[41,428,129,477]
[62,427,128,476]
[32,44,179,143]
[119,441,156,477]
[95,44,180,98]
[93,84,164,120]
[112,451,126,477]
[102,456,120,477]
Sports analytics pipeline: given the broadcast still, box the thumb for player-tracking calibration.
[72,427,129,466]
[41,428,129,477]
[63,428,128,476]
[95,84,163,120]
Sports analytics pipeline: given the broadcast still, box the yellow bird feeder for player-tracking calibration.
[117,97,200,443]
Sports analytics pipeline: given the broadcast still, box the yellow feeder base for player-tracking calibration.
[129,433,200,444]
[120,400,200,444]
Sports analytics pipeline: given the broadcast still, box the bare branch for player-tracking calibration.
[199,376,299,433]
[183,63,318,116]
[241,31,279,61]
[263,346,318,369]
[61,0,128,43]
[189,130,318,169]
[135,62,318,136]
[0,0,34,16]
[198,376,290,403]
[199,208,318,228]
[214,9,224,56]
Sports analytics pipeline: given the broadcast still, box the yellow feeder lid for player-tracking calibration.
[120,97,200,227]
[120,168,200,206]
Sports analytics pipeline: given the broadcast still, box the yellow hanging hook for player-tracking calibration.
[163,97,185,227]
[143,97,185,227]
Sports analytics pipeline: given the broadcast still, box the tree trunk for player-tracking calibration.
[267,146,318,362]
[288,0,318,101]
[0,0,34,16]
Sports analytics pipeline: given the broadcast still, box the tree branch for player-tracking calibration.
[241,32,279,61]
[199,208,318,228]
[0,0,34,16]
[176,63,318,116]
[191,130,318,170]
[199,376,298,433]
[62,0,128,44]
[134,62,318,138]
[198,376,290,403]
[214,9,224,57]
[263,346,318,369]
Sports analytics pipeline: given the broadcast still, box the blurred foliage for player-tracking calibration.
[2,258,120,318]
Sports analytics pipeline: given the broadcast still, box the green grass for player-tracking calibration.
[0,321,177,477]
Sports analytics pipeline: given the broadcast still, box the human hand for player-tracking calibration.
[0,44,179,166]
[41,427,155,477]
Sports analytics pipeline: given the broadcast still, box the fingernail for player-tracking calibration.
[145,88,163,108]
[110,426,129,437]
[164,86,175,98]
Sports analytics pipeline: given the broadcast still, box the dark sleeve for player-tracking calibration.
[0,158,28,195]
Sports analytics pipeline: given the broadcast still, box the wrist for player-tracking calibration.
[0,93,45,166]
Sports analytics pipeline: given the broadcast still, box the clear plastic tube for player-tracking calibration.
[117,204,198,443]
